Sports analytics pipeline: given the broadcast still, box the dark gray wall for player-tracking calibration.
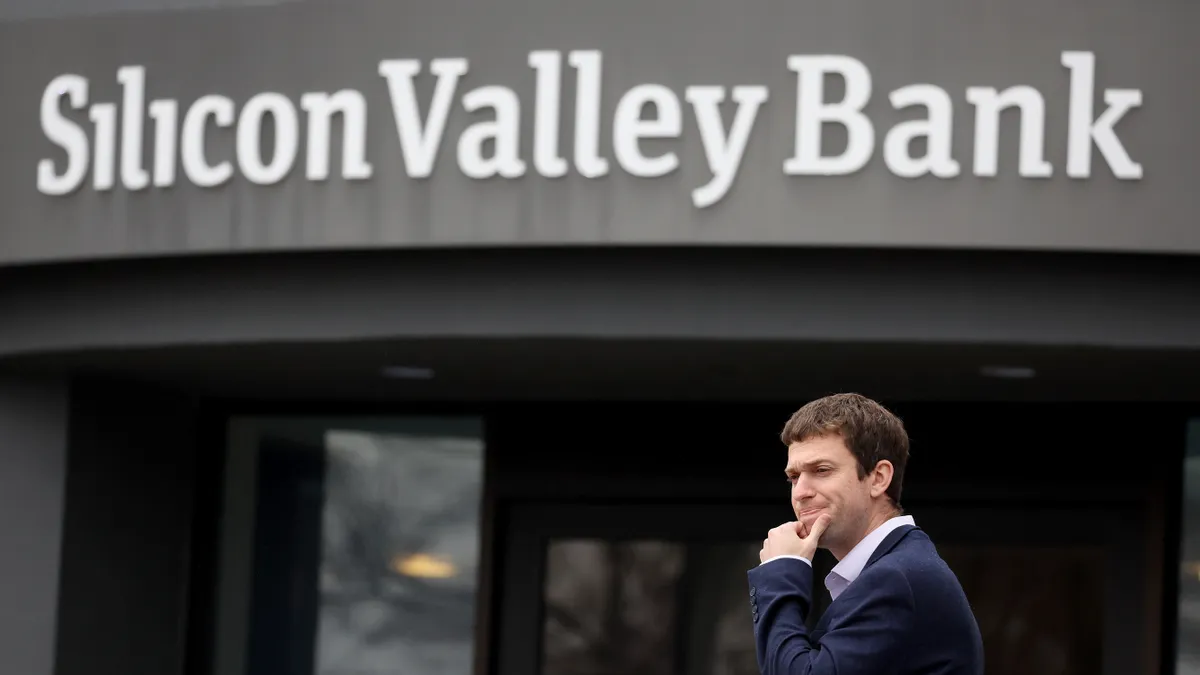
[0,0,300,21]
[0,0,1195,264]
[2,248,1200,361]
[0,377,68,675]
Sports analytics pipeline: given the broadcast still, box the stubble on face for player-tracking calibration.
[785,434,871,558]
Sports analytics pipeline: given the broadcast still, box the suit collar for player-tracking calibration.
[825,515,915,600]
[864,521,918,569]
[829,516,913,583]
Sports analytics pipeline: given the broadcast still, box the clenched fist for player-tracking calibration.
[759,514,832,563]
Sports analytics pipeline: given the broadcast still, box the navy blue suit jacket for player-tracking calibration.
[746,525,984,675]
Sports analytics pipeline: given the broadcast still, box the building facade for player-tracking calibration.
[0,1,1197,675]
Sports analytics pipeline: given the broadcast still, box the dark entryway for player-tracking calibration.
[494,500,1143,675]
[486,401,1176,675]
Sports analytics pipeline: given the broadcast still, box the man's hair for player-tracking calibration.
[779,393,909,508]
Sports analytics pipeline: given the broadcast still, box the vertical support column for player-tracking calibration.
[0,376,69,675]
[53,377,200,675]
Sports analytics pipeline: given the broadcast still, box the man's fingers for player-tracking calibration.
[771,523,800,539]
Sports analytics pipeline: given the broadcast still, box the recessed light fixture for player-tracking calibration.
[979,365,1036,379]
[380,365,435,379]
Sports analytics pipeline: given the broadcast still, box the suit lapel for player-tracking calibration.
[811,524,919,641]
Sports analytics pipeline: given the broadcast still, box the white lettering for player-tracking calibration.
[37,74,90,195]
[237,92,299,185]
[378,58,466,178]
[34,50,1146,202]
[148,99,178,187]
[299,90,373,181]
[613,84,681,177]
[685,85,768,208]
[181,95,234,187]
[784,55,874,175]
[884,84,959,178]
[89,102,117,191]
[1062,51,1142,179]
[569,50,609,178]
[117,65,150,190]
[966,85,1052,178]
[458,85,526,179]
[528,50,568,178]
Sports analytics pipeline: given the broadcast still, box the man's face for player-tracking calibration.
[785,434,872,553]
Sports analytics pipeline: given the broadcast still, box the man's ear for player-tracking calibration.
[869,460,894,498]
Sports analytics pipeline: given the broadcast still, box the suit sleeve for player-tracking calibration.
[746,559,915,675]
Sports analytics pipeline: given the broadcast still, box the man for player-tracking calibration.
[748,393,983,675]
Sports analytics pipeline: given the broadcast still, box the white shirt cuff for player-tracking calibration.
[759,555,812,567]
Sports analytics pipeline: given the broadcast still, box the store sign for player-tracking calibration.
[35,49,1141,208]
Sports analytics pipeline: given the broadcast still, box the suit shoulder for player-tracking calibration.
[852,558,918,604]
[875,538,975,607]
[862,535,986,673]
[860,535,957,588]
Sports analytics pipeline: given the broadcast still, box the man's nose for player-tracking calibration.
[792,476,816,500]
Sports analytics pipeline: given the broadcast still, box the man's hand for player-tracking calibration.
[759,514,832,563]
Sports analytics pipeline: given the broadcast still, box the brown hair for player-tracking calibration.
[780,393,909,508]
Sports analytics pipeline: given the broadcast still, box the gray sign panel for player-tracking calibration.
[0,0,1195,265]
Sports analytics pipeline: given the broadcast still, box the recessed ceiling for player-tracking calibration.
[5,337,1200,403]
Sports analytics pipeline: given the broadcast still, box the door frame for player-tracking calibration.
[493,500,1150,675]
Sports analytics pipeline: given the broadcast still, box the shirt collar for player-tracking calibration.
[824,514,915,600]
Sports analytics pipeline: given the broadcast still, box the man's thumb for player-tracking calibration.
[808,514,833,539]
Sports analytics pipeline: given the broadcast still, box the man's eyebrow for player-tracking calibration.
[785,459,833,474]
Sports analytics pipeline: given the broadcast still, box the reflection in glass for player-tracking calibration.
[684,543,764,675]
[540,540,762,675]
[315,429,484,675]
[939,546,1103,675]
[542,540,685,675]
[215,418,484,675]
[1177,422,1200,675]
[539,538,1106,675]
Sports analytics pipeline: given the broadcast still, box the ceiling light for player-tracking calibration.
[380,365,435,379]
[979,365,1036,379]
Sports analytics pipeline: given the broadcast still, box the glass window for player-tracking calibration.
[540,539,761,675]
[1178,422,1200,675]
[535,536,1105,675]
[209,416,486,675]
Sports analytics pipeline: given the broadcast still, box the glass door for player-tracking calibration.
[206,416,488,675]
[494,502,1149,675]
